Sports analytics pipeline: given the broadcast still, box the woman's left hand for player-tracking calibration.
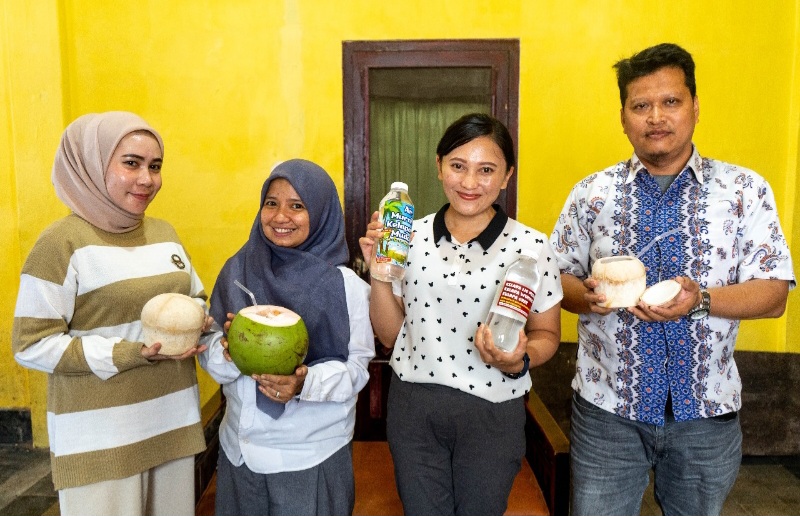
[252,365,309,404]
[474,324,528,374]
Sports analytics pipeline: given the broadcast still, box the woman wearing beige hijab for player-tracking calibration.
[12,111,208,516]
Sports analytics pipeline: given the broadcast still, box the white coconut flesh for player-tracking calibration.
[640,279,681,306]
[240,305,301,327]
[592,256,647,308]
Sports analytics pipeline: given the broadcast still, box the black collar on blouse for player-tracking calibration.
[432,203,508,250]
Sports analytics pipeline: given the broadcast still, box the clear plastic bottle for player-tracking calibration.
[371,182,415,282]
[484,249,541,352]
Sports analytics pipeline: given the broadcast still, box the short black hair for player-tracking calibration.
[436,113,515,171]
[613,43,696,106]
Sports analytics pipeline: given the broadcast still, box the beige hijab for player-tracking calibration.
[52,111,164,233]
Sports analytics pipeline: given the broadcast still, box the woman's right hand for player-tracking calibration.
[358,211,383,272]
[220,312,235,362]
[583,277,616,315]
[141,342,208,361]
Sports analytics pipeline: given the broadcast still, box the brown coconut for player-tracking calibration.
[141,293,206,355]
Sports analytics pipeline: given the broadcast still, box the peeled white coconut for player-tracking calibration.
[227,305,309,376]
[640,279,681,307]
[141,293,206,355]
[591,256,647,308]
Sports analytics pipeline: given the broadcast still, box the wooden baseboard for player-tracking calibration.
[0,409,33,444]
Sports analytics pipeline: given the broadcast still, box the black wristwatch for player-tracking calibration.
[688,289,711,320]
[503,353,530,379]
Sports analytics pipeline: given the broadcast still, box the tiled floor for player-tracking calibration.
[0,445,56,516]
[640,456,800,516]
[1,444,799,516]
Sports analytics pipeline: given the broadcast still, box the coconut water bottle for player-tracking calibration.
[484,249,541,352]
[371,182,414,282]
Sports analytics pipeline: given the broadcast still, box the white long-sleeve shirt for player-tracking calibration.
[200,267,374,473]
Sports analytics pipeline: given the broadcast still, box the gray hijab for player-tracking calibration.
[210,159,351,417]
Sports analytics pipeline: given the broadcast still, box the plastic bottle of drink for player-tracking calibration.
[484,249,541,352]
[371,182,415,282]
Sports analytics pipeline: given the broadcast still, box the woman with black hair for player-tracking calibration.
[360,113,563,516]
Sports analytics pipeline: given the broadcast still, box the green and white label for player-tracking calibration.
[376,199,414,266]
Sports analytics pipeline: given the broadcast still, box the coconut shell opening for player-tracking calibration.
[592,256,647,308]
[240,305,302,328]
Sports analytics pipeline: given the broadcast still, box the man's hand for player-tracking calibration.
[582,277,617,315]
[631,276,700,322]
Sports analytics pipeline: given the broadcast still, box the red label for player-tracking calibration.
[495,280,535,318]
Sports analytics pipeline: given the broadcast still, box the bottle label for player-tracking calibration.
[376,199,414,266]
[495,280,535,319]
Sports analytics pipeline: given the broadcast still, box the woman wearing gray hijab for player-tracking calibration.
[200,159,374,516]
[12,111,208,516]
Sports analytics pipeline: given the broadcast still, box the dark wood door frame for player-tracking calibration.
[342,39,520,273]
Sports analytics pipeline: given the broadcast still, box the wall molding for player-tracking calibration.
[0,409,32,444]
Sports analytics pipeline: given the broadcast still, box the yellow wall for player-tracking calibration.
[788,7,800,355]
[2,0,799,446]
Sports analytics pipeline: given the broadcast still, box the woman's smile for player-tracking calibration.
[260,178,310,247]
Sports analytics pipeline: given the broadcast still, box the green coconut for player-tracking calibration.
[227,305,309,376]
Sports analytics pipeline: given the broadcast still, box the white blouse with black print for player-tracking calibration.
[390,205,563,403]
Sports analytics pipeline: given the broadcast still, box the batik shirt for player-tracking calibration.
[391,205,563,403]
[550,147,795,425]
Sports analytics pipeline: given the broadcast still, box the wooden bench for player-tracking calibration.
[524,390,570,516]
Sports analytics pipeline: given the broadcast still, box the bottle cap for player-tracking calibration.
[390,182,409,191]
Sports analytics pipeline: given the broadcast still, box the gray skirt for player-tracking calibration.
[214,443,354,516]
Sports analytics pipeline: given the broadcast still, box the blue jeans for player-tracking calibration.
[570,392,741,516]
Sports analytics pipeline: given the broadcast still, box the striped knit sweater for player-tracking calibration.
[12,214,207,490]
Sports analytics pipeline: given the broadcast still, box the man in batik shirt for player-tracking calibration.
[550,43,795,516]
